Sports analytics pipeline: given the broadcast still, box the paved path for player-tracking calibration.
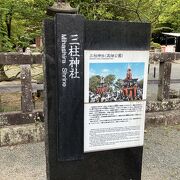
[0,125,180,180]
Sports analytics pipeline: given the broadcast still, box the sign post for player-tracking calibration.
[44,12,150,180]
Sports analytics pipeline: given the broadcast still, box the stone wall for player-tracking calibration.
[146,99,180,112]
[0,122,44,147]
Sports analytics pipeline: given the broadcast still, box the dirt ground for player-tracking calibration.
[0,91,43,112]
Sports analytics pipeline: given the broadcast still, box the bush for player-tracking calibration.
[150,42,161,49]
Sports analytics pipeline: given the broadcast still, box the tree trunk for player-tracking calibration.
[7,22,11,39]
[5,13,12,39]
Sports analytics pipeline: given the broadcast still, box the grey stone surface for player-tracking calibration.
[0,122,44,146]
[0,125,179,180]
[0,109,180,147]
[145,110,180,127]
[21,65,33,113]
[147,62,180,101]
[146,99,180,112]
[0,111,43,127]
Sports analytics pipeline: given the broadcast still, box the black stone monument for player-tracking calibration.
[44,14,150,180]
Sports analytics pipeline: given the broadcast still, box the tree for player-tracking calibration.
[89,75,101,92]
[70,0,180,33]
[70,0,165,22]
[0,0,179,52]
[0,0,54,52]
[104,74,115,86]
[158,0,180,31]
[0,0,53,81]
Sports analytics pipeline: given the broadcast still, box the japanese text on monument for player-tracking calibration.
[61,34,80,88]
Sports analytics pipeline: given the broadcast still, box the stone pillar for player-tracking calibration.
[21,65,33,113]
[157,61,172,101]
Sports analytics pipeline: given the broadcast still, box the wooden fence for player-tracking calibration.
[0,52,180,126]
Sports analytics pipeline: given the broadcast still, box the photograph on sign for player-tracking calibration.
[89,62,145,103]
[84,50,149,153]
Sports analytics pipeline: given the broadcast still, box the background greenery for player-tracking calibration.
[0,0,179,52]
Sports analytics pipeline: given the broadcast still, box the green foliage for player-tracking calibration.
[0,0,180,52]
[70,0,169,23]
[0,0,54,52]
[150,42,161,49]
[70,0,180,39]
[89,74,117,92]
[158,0,180,31]
[0,36,14,52]
[104,74,115,86]
[153,27,173,34]
[89,75,101,92]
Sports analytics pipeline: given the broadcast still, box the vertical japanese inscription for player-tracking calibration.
[69,34,80,79]
[56,14,84,161]
[61,34,80,88]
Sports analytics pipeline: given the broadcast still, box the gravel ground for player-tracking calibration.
[0,124,180,180]
[142,124,180,180]
[0,142,46,180]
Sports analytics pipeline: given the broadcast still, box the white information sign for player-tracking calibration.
[84,50,149,152]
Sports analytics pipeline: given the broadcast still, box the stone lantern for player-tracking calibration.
[47,0,78,16]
